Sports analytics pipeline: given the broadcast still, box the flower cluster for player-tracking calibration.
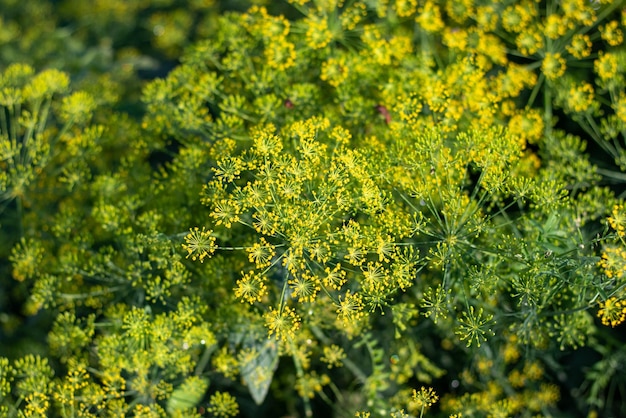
[2,1,626,417]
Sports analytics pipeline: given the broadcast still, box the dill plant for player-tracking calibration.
[1,0,626,417]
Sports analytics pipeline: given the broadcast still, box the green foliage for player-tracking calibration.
[2,0,626,417]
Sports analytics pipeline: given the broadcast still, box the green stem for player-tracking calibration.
[194,343,217,376]
[290,340,312,417]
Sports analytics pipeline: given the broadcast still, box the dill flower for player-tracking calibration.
[9,238,45,282]
[207,391,239,418]
[542,53,567,81]
[417,1,445,33]
[594,51,619,82]
[265,305,301,342]
[445,0,472,24]
[562,0,596,26]
[508,109,544,144]
[265,37,296,71]
[515,29,544,56]
[598,297,626,327]
[502,4,535,33]
[289,273,320,303]
[182,227,217,263]
[566,34,593,59]
[598,246,626,279]
[336,290,365,324]
[322,264,347,290]
[543,15,565,40]
[394,0,418,18]
[455,306,495,348]
[321,344,346,368]
[412,386,438,408]
[295,371,330,399]
[608,204,626,238]
[565,82,595,113]
[475,5,498,32]
[600,20,623,46]
[246,237,275,268]
[59,91,96,125]
[305,16,333,49]
[320,56,349,88]
[235,271,268,304]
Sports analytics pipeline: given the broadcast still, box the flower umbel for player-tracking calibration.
[412,386,438,407]
[182,227,217,263]
[598,297,626,327]
[235,271,268,304]
[455,306,495,347]
[265,305,301,342]
[411,386,438,417]
[608,204,626,239]
[207,391,239,417]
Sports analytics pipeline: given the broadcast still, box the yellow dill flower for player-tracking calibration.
[22,68,69,100]
[496,64,537,98]
[321,344,346,368]
[211,199,241,228]
[501,3,536,33]
[321,56,349,88]
[394,0,418,18]
[566,33,593,59]
[336,290,365,323]
[246,237,275,269]
[598,246,626,279]
[544,13,568,39]
[445,0,473,24]
[289,272,320,303]
[475,5,498,31]
[594,51,619,81]
[508,109,544,145]
[502,339,520,364]
[393,94,422,125]
[207,391,239,417]
[322,264,347,290]
[508,369,526,388]
[566,82,595,113]
[476,32,507,66]
[389,34,414,60]
[417,1,445,33]
[295,371,330,398]
[423,78,449,114]
[412,386,438,408]
[562,0,596,26]
[182,227,217,263]
[305,16,333,49]
[59,91,96,125]
[598,297,626,327]
[443,27,469,51]
[212,346,239,379]
[235,270,268,304]
[340,1,367,31]
[542,52,567,81]
[265,37,296,71]
[515,28,544,56]
[265,305,301,341]
[601,20,624,46]
[608,204,626,238]
[9,238,45,282]
[523,360,544,380]
[536,383,560,408]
